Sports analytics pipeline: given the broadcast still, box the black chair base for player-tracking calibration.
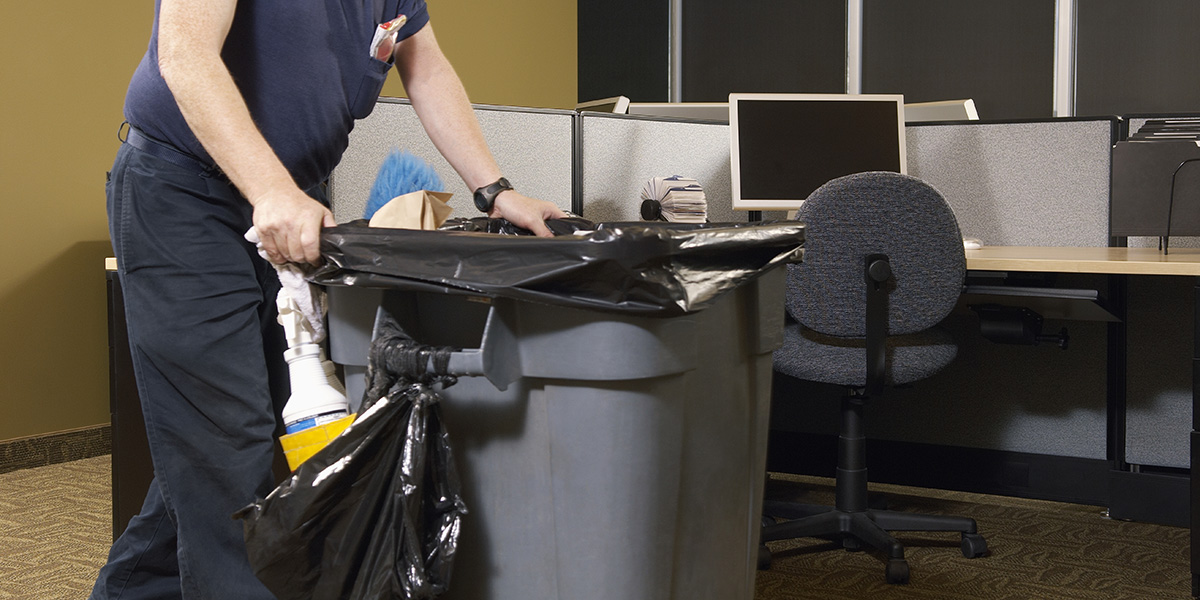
[758,396,987,584]
[759,500,988,584]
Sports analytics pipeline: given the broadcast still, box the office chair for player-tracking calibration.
[762,171,987,584]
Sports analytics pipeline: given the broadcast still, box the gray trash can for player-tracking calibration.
[327,266,784,600]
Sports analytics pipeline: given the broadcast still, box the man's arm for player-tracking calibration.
[157,0,332,264]
[392,25,567,236]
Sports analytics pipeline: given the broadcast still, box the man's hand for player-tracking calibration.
[491,191,568,237]
[249,188,336,265]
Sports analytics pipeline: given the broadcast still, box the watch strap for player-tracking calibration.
[473,177,513,212]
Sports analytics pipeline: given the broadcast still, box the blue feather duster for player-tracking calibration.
[364,149,445,219]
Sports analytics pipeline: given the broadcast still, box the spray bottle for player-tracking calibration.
[276,290,350,435]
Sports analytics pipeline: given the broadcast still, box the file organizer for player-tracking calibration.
[1121,115,1200,251]
[1112,117,1200,244]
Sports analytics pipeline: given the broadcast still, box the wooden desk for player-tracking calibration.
[105,259,154,541]
[967,246,1200,276]
[967,246,1200,596]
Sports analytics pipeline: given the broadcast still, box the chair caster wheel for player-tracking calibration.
[885,558,910,584]
[842,536,863,552]
[960,533,988,558]
[757,544,772,570]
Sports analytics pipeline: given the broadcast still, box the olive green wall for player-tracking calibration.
[383,1,578,108]
[0,1,576,443]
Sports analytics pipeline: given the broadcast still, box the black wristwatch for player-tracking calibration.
[473,177,513,213]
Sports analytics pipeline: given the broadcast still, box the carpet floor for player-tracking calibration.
[0,457,1188,599]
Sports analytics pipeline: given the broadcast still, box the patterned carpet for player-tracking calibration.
[0,458,1189,599]
[757,474,1190,599]
[0,456,110,600]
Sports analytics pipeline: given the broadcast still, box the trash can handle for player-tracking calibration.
[437,349,485,378]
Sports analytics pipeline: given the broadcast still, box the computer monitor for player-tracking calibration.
[729,93,907,211]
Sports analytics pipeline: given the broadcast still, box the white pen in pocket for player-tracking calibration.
[370,14,407,61]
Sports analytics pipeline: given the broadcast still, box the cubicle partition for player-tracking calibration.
[330,104,760,226]
[907,118,1116,247]
[328,98,575,223]
[576,112,748,223]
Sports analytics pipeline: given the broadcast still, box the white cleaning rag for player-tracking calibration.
[243,227,327,344]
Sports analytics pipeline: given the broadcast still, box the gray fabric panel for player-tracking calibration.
[774,321,957,386]
[1124,276,1193,469]
[579,114,746,224]
[906,120,1113,247]
[328,99,574,223]
[1127,236,1200,249]
[787,173,965,337]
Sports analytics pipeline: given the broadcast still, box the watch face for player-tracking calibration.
[474,189,491,212]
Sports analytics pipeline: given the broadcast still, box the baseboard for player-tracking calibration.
[1108,469,1189,528]
[0,425,112,474]
[767,430,1113,507]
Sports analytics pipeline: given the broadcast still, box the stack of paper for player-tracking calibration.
[640,175,707,223]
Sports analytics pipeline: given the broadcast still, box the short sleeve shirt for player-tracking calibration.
[124,0,429,190]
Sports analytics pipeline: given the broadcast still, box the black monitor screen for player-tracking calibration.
[731,95,905,210]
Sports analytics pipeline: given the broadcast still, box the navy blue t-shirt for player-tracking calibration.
[124,0,429,190]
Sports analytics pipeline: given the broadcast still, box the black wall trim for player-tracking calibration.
[0,424,111,475]
[767,430,1112,506]
[769,431,1190,527]
[1109,469,1189,528]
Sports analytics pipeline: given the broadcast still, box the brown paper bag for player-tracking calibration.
[368,190,454,230]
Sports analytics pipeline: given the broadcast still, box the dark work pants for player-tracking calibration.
[90,140,290,599]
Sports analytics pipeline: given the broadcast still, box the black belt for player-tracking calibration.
[123,125,224,178]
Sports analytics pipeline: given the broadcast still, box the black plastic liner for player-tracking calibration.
[236,316,466,600]
[309,217,805,316]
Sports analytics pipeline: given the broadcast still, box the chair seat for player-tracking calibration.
[773,321,957,387]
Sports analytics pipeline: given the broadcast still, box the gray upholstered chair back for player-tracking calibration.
[787,172,965,338]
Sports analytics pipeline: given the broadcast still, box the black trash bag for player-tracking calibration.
[235,314,466,600]
[438,215,598,236]
[310,217,805,316]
